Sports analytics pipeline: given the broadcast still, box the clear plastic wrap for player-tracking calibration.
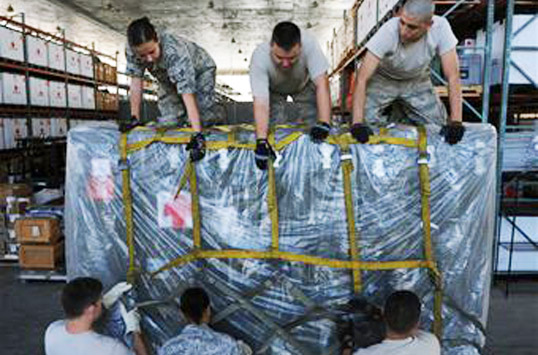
[65,122,497,354]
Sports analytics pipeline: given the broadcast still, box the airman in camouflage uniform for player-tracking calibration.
[126,29,218,126]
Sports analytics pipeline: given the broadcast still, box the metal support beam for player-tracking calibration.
[481,0,495,124]
[442,0,469,18]
[510,60,538,88]
[494,0,515,276]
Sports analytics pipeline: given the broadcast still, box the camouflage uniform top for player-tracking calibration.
[125,29,216,97]
[158,324,245,355]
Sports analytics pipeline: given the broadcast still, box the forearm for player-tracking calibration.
[253,98,270,139]
[132,332,149,355]
[315,76,331,124]
[129,78,143,120]
[181,93,202,131]
[447,76,462,123]
[352,80,367,124]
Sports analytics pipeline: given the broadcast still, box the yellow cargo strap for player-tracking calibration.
[417,126,443,338]
[119,133,136,283]
[189,162,202,249]
[267,132,280,250]
[150,249,436,277]
[337,137,362,294]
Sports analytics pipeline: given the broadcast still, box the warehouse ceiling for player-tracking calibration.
[47,0,355,74]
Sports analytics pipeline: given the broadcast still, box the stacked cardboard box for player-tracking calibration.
[16,217,63,269]
[0,184,32,259]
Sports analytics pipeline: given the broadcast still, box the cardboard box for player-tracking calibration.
[31,118,52,138]
[96,91,105,110]
[67,84,82,108]
[19,240,64,269]
[81,86,95,109]
[0,184,32,205]
[95,62,106,82]
[50,118,68,137]
[26,36,48,67]
[1,73,27,105]
[66,49,80,75]
[79,53,94,78]
[48,42,65,71]
[104,64,117,84]
[49,81,66,107]
[15,218,61,244]
[29,77,49,106]
[0,26,24,62]
[3,119,28,149]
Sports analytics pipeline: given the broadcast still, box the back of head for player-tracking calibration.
[384,290,421,335]
[61,277,103,319]
[403,0,435,23]
[180,287,210,324]
[271,21,301,51]
[127,17,158,47]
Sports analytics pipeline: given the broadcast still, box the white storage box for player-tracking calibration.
[48,43,65,71]
[50,118,68,137]
[31,118,52,138]
[378,0,399,20]
[66,50,80,75]
[356,0,378,46]
[3,118,28,149]
[49,81,66,107]
[0,26,24,62]
[1,73,27,105]
[81,86,95,109]
[29,77,49,106]
[26,36,48,67]
[79,54,94,78]
[67,84,82,108]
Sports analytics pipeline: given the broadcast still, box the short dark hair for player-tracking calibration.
[271,22,301,51]
[127,17,158,47]
[180,287,210,324]
[384,290,421,334]
[61,277,103,319]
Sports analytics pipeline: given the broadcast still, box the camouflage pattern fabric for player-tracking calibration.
[364,74,447,126]
[126,29,220,126]
[269,80,318,126]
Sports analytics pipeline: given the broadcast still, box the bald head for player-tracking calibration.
[403,0,435,23]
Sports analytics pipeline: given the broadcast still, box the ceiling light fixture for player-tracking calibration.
[231,37,236,43]
[238,49,242,54]
[311,1,318,8]
[306,22,312,29]
[208,1,214,9]
[7,4,14,13]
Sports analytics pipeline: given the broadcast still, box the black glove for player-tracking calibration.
[310,121,331,143]
[254,139,276,170]
[440,121,465,145]
[350,123,373,144]
[118,116,140,133]
[186,132,206,162]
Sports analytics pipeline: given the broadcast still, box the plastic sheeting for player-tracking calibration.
[65,122,497,354]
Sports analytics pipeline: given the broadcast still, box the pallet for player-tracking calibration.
[436,85,483,98]
[18,268,67,282]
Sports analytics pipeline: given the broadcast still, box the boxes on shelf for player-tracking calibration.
[81,86,95,109]
[104,64,117,84]
[0,26,24,62]
[459,53,482,85]
[31,118,52,138]
[67,84,82,109]
[66,49,80,75]
[49,81,67,107]
[48,42,66,71]
[19,241,64,269]
[50,118,68,137]
[3,119,28,149]
[333,11,355,65]
[378,0,399,20]
[29,77,49,107]
[15,217,61,244]
[26,36,48,67]
[0,183,32,206]
[95,62,106,82]
[79,53,94,78]
[355,0,378,46]
[0,73,27,105]
[99,92,119,111]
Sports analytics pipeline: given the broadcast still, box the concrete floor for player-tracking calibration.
[1,265,537,355]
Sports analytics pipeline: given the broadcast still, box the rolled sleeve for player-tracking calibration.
[366,19,398,60]
[249,47,270,99]
[436,17,458,56]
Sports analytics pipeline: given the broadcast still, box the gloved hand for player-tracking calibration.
[118,117,140,133]
[102,282,132,309]
[119,302,141,334]
[254,139,276,170]
[350,123,373,144]
[440,121,465,145]
[186,132,206,162]
[310,121,331,143]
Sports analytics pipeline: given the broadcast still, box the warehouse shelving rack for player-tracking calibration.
[328,0,538,280]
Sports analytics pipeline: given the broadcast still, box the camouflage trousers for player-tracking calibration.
[270,80,318,126]
[364,74,447,126]
[157,66,225,127]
